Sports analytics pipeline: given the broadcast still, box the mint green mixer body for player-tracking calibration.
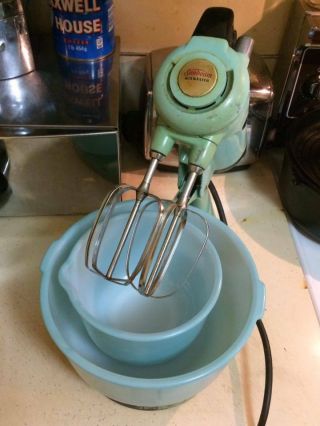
[150,35,250,212]
[85,13,253,296]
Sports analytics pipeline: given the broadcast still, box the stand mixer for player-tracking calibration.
[40,9,272,420]
[86,8,252,296]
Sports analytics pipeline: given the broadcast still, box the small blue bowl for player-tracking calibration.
[58,205,223,365]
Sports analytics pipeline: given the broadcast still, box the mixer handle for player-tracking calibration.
[192,7,237,47]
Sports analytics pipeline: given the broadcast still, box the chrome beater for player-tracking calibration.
[85,152,209,297]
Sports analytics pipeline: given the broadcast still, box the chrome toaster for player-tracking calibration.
[0,37,121,216]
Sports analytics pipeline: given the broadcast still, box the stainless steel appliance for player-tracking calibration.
[272,0,320,241]
[143,48,273,171]
[278,107,320,242]
[0,0,35,80]
[272,0,320,127]
[0,36,121,216]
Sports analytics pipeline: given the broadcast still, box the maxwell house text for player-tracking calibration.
[51,0,102,34]
[51,0,115,60]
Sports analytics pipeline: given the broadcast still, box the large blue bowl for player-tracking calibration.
[40,204,265,408]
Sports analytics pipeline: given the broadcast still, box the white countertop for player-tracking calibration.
[289,225,320,323]
[1,153,320,425]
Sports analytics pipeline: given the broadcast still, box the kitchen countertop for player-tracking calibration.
[1,151,320,426]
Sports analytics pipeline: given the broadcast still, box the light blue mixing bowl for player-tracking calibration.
[40,203,265,408]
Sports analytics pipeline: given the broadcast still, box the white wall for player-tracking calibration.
[115,0,293,56]
[27,0,293,56]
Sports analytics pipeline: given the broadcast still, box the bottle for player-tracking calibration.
[50,0,115,61]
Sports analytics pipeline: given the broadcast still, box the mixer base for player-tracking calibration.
[109,397,191,410]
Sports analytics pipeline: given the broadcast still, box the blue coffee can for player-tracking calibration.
[50,0,115,61]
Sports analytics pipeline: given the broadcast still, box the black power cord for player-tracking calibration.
[256,319,273,426]
[208,180,273,426]
[208,180,228,225]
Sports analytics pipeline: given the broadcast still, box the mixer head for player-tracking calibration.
[151,36,251,185]
[86,8,253,296]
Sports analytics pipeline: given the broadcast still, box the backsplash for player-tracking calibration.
[25,0,292,58]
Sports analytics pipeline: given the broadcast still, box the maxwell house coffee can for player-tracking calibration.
[50,0,115,61]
